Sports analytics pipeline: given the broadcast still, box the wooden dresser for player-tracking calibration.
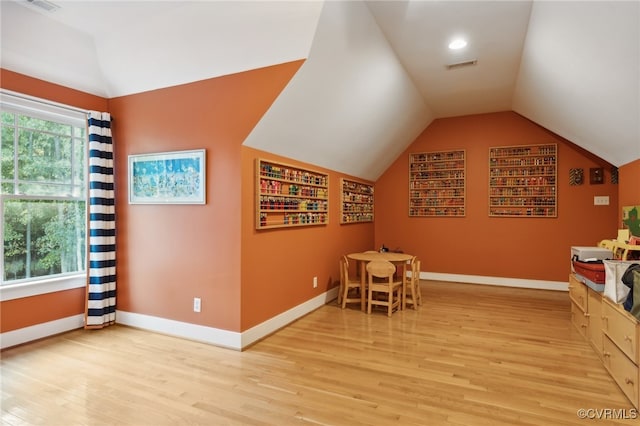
[602,297,639,408]
[570,274,639,408]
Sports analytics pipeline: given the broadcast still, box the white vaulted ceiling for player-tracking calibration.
[1,0,638,181]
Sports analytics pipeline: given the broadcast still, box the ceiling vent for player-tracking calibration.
[24,0,60,12]
[446,59,478,70]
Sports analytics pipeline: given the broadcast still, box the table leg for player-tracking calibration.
[360,261,366,312]
[401,263,407,310]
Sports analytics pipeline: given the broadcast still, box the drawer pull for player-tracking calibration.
[584,313,590,317]
[625,378,634,385]
[603,352,611,357]
[624,335,632,342]
[581,324,587,328]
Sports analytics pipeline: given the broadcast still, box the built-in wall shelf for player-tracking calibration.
[341,178,374,224]
[256,159,329,229]
[409,150,466,217]
[488,143,557,217]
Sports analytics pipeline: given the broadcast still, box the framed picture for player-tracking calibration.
[128,149,206,204]
[589,167,604,185]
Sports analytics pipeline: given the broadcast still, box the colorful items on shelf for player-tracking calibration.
[409,150,466,217]
[489,143,557,217]
[256,159,329,229]
[341,178,374,224]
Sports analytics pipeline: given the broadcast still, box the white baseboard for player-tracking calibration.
[422,272,568,291]
[2,275,558,351]
[241,286,339,348]
[117,286,340,351]
[0,314,84,350]
[116,310,242,349]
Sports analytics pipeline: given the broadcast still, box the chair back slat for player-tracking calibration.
[366,260,396,279]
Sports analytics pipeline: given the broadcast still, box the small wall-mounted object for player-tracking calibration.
[569,168,584,185]
[594,196,610,206]
[589,167,604,184]
[611,166,619,184]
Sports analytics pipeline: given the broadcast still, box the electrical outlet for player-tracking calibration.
[313,276,318,288]
[193,297,201,313]
[594,196,609,206]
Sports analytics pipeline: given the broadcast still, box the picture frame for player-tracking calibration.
[589,167,604,185]
[128,149,206,204]
[569,168,584,185]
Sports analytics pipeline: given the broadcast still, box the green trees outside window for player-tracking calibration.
[1,110,87,283]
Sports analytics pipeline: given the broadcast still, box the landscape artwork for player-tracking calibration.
[128,149,206,204]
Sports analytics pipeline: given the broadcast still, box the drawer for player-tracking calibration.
[571,301,588,338]
[603,336,639,408]
[602,298,639,364]
[569,274,588,311]
[587,288,603,358]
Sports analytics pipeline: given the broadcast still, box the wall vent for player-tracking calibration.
[446,59,478,70]
[25,0,60,12]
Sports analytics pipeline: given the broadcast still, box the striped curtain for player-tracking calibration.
[85,112,116,329]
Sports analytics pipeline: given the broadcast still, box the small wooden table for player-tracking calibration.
[346,252,414,311]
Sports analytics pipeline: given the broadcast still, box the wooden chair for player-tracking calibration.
[598,239,616,252]
[600,230,640,260]
[367,260,403,317]
[404,258,422,309]
[340,256,362,309]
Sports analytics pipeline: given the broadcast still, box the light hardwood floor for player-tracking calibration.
[2,281,638,425]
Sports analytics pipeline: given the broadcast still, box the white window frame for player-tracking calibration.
[0,90,88,302]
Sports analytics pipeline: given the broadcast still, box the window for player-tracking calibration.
[1,92,87,292]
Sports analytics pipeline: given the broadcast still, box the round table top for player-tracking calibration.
[347,251,414,262]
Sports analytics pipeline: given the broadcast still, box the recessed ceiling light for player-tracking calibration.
[448,39,467,50]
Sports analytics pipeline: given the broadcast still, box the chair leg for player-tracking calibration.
[410,280,417,309]
[367,287,373,314]
[393,289,398,316]
[341,284,349,309]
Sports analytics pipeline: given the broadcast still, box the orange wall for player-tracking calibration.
[0,69,633,337]
[240,148,374,330]
[0,69,108,333]
[375,112,619,282]
[109,61,305,333]
[0,65,374,336]
[618,159,640,230]
[1,69,109,112]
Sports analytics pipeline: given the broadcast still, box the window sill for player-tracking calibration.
[0,274,86,302]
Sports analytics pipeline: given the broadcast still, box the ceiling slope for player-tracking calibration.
[513,0,640,167]
[1,0,638,177]
[1,0,108,96]
[242,0,433,181]
[0,0,323,98]
[367,0,533,118]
